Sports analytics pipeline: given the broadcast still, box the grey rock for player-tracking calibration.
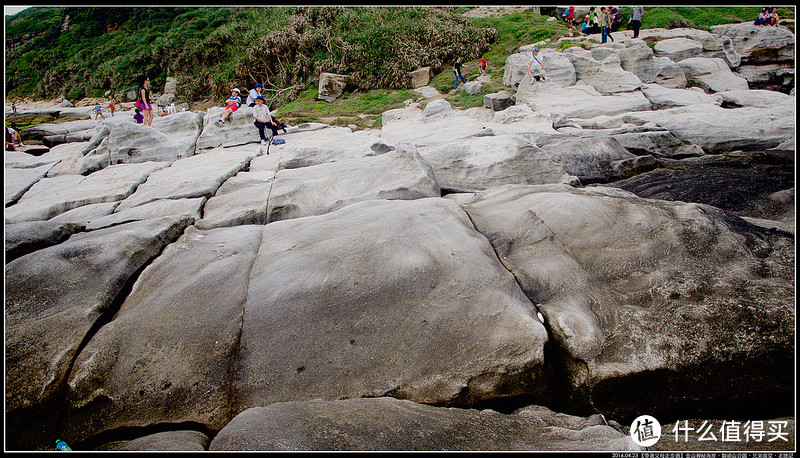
[483,90,516,111]
[716,89,795,108]
[95,430,209,451]
[318,72,353,103]
[86,197,206,231]
[408,66,430,88]
[266,144,440,222]
[5,161,171,223]
[640,83,722,109]
[195,171,274,230]
[276,127,397,169]
[235,198,548,410]
[163,76,177,95]
[47,202,120,225]
[63,225,263,444]
[156,93,176,106]
[564,51,642,94]
[460,184,794,422]
[678,57,750,92]
[710,22,795,64]
[412,85,441,98]
[5,216,194,450]
[114,146,259,212]
[5,164,53,205]
[534,135,638,184]
[515,80,651,119]
[5,221,85,263]
[462,81,484,95]
[504,51,576,88]
[653,37,704,62]
[210,397,642,451]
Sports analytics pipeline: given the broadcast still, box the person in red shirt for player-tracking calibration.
[478,57,488,76]
[566,6,575,28]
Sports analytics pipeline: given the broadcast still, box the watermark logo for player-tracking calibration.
[630,415,661,447]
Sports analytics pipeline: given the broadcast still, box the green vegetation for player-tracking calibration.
[6,6,794,130]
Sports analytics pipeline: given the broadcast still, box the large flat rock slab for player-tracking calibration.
[235,198,549,411]
[266,144,440,221]
[195,171,274,230]
[515,80,651,119]
[94,430,210,451]
[63,225,264,445]
[5,220,85,263]
[5,161,171,223]
[710,22,795,64]
[114,145,260,212]
[5,164,54,205]
[677,57,749,92]
[86,197,206,230]
[460,184,794,422]
[210,398,642,451]
[5,216,194,450]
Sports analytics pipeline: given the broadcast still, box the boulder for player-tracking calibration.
[460,184,794,422]
[20,118,97,142]
[716,89,795,108]
[235,198,549,410]
[483,90,516,111]
[62,225,264,445]
[710,22,795,64]
[95,431,209,451]
[318,72,353,103]
[640,83,722,109]
[504,51,576,88]
[570,126,705,159]
[677,57,750,92]
[534,134,639,184]
[194,171,273,230]
[408,66,430,88]
[5,161,171,223]
[413,85,441,98]
[5,144,80,169]
[515,80,651,119]
[276,127,397,169]
[114,145,260,212]
[735,63,795,92]
[210,398,641,451]
[621,103,794,153]
[156,93,176,106]
[163,76,177,95]
[5,221,85,263]
[266,144,440,222]
[653,37,704,62]
[5,216,194,450]
[564,49,642,94]
[462,81,484,95]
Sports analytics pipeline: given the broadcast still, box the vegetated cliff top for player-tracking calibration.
[5,6,793,107]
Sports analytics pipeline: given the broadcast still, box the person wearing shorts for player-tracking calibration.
[138,76,154,126]
[218,88,242,125]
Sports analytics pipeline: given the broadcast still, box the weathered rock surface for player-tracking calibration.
[564,49,643,94]
[235,198,549,411]
[210,398,642,451]
[266,144,440,222]
[86,197,206,231]
[5,161,170,223]
[534,135,641,184]
[114,146,259,212]
[483,90,516,111]
[515,81,651,118]
[95,430,210,451]
[195,171,274,230]
[408,66,430,88]
[710,22,795,64]
[5,216,194,450]
[654,37,704,62]
[5,164,53,205]
[678,57,750,92]
[318,72,354,103]
[460,184,794,422]
[46,202,120,224]
[503,50,577,88]
[640,83,722,109]
[716,88,795,108]
[5,221,85,263]
[62,225,263,445]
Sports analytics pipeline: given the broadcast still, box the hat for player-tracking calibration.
[255,96,266,102]
[532,47,539,52]
[232,88,240,93]
[253,83,263,89]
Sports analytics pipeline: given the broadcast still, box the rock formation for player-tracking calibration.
[3,19,795,452]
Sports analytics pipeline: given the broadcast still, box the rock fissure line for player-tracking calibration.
[227,225,265,424]
[52,226,193,446]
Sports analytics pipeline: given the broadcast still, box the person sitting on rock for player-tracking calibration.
[252,96,288,146]
[246,83,264,107]
[5,124,16,151]
[217,88,242,125]
[754,8,769,26]
[134,108,144,124]
[769,7,779,26]
[526,47,546,82]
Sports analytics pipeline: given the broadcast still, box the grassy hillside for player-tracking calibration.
[5,6,794,128]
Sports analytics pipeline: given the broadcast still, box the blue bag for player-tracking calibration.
[272,138,285,145]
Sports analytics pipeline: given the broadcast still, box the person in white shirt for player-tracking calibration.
[246,83,264,107]
[526,47,546,82]
[252,96,288,145]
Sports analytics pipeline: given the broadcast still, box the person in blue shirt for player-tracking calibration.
[217,88,242,125]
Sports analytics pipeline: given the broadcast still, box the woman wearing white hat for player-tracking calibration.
[218,88,242,125]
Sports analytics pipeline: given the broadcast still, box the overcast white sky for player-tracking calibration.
[5,6,31,16]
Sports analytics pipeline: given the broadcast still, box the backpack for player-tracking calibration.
[562,10,569,18]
